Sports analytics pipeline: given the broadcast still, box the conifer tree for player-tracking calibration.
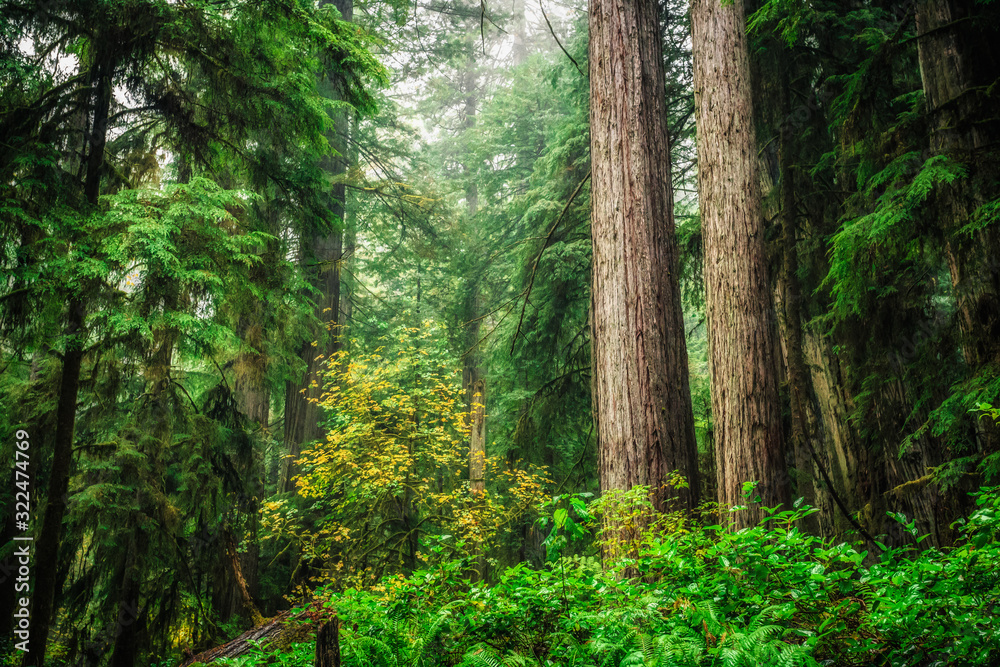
[589,0,699,510]
[692,0,789,527]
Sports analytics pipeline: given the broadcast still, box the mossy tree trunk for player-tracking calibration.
[280,0,354,494]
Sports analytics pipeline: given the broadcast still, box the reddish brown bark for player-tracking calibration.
[589,0,699,510]
[691,0,789,528]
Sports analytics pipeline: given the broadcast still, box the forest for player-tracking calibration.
[1,0,1000,664]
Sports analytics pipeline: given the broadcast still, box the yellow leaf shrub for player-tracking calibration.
[262,324,551,590]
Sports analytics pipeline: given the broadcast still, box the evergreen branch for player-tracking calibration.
[171,379,200,414]
[212,355,232,393]
[460,295,519,359]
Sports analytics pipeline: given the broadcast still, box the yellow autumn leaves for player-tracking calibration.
[261,324,551,589]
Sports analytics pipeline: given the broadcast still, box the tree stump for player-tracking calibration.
[315,616,340,667]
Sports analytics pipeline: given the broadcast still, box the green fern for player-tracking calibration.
[409,606,455,666]
[345,636,400,667]
[460,646,506,667]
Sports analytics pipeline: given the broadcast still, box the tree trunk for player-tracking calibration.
[469,378,486,495]
[279,0,354,493]
[83,57,114,204]
[232,308,269,615]
[691,0,789,528]
[25,194,95,667]
[510,0,528,67]
[468,374,486,580]
[108,524,149,667]
[749,32,820,530]
[915,0,1000,447]
[778,115,820,531]
[314,618,340,667]
[26,46,117,664]
[589,0,699,511]
[457,45,488,574]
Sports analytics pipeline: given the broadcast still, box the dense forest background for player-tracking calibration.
[2,0,1000,665]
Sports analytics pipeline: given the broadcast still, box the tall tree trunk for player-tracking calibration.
[25,301,84,667]
[748,29,819,529]
[233,280,272,612]
[510,0,528,66]
[457,44,489,576]
[469,378,486,495]
[462,294,485,503]
[279,0,354,493]
[915,0,1000,448]
[25,49,116,665]
[589,0,699,512]
[691,0,789,528]
[108,523,149,667]
[778,113,819,530]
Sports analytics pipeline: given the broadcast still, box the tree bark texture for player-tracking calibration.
[691,0,789,528]
[915,0,1000,446]
[589,0,699,510]
[314,618,340,667]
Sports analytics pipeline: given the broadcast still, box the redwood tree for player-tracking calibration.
[589,0,699,510]
[914,0,1000,449]
[691,0,789,528]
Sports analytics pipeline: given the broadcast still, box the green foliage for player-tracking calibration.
[263,324,551,588]
[229,487,1000,667]
[825,153,966,319]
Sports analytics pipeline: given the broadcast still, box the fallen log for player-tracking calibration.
[178,606,320,666]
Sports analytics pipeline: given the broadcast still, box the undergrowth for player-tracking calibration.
[215,486,1000,667]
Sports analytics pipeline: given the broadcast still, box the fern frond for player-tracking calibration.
[346,636,400,667]
[461,645,505,667]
